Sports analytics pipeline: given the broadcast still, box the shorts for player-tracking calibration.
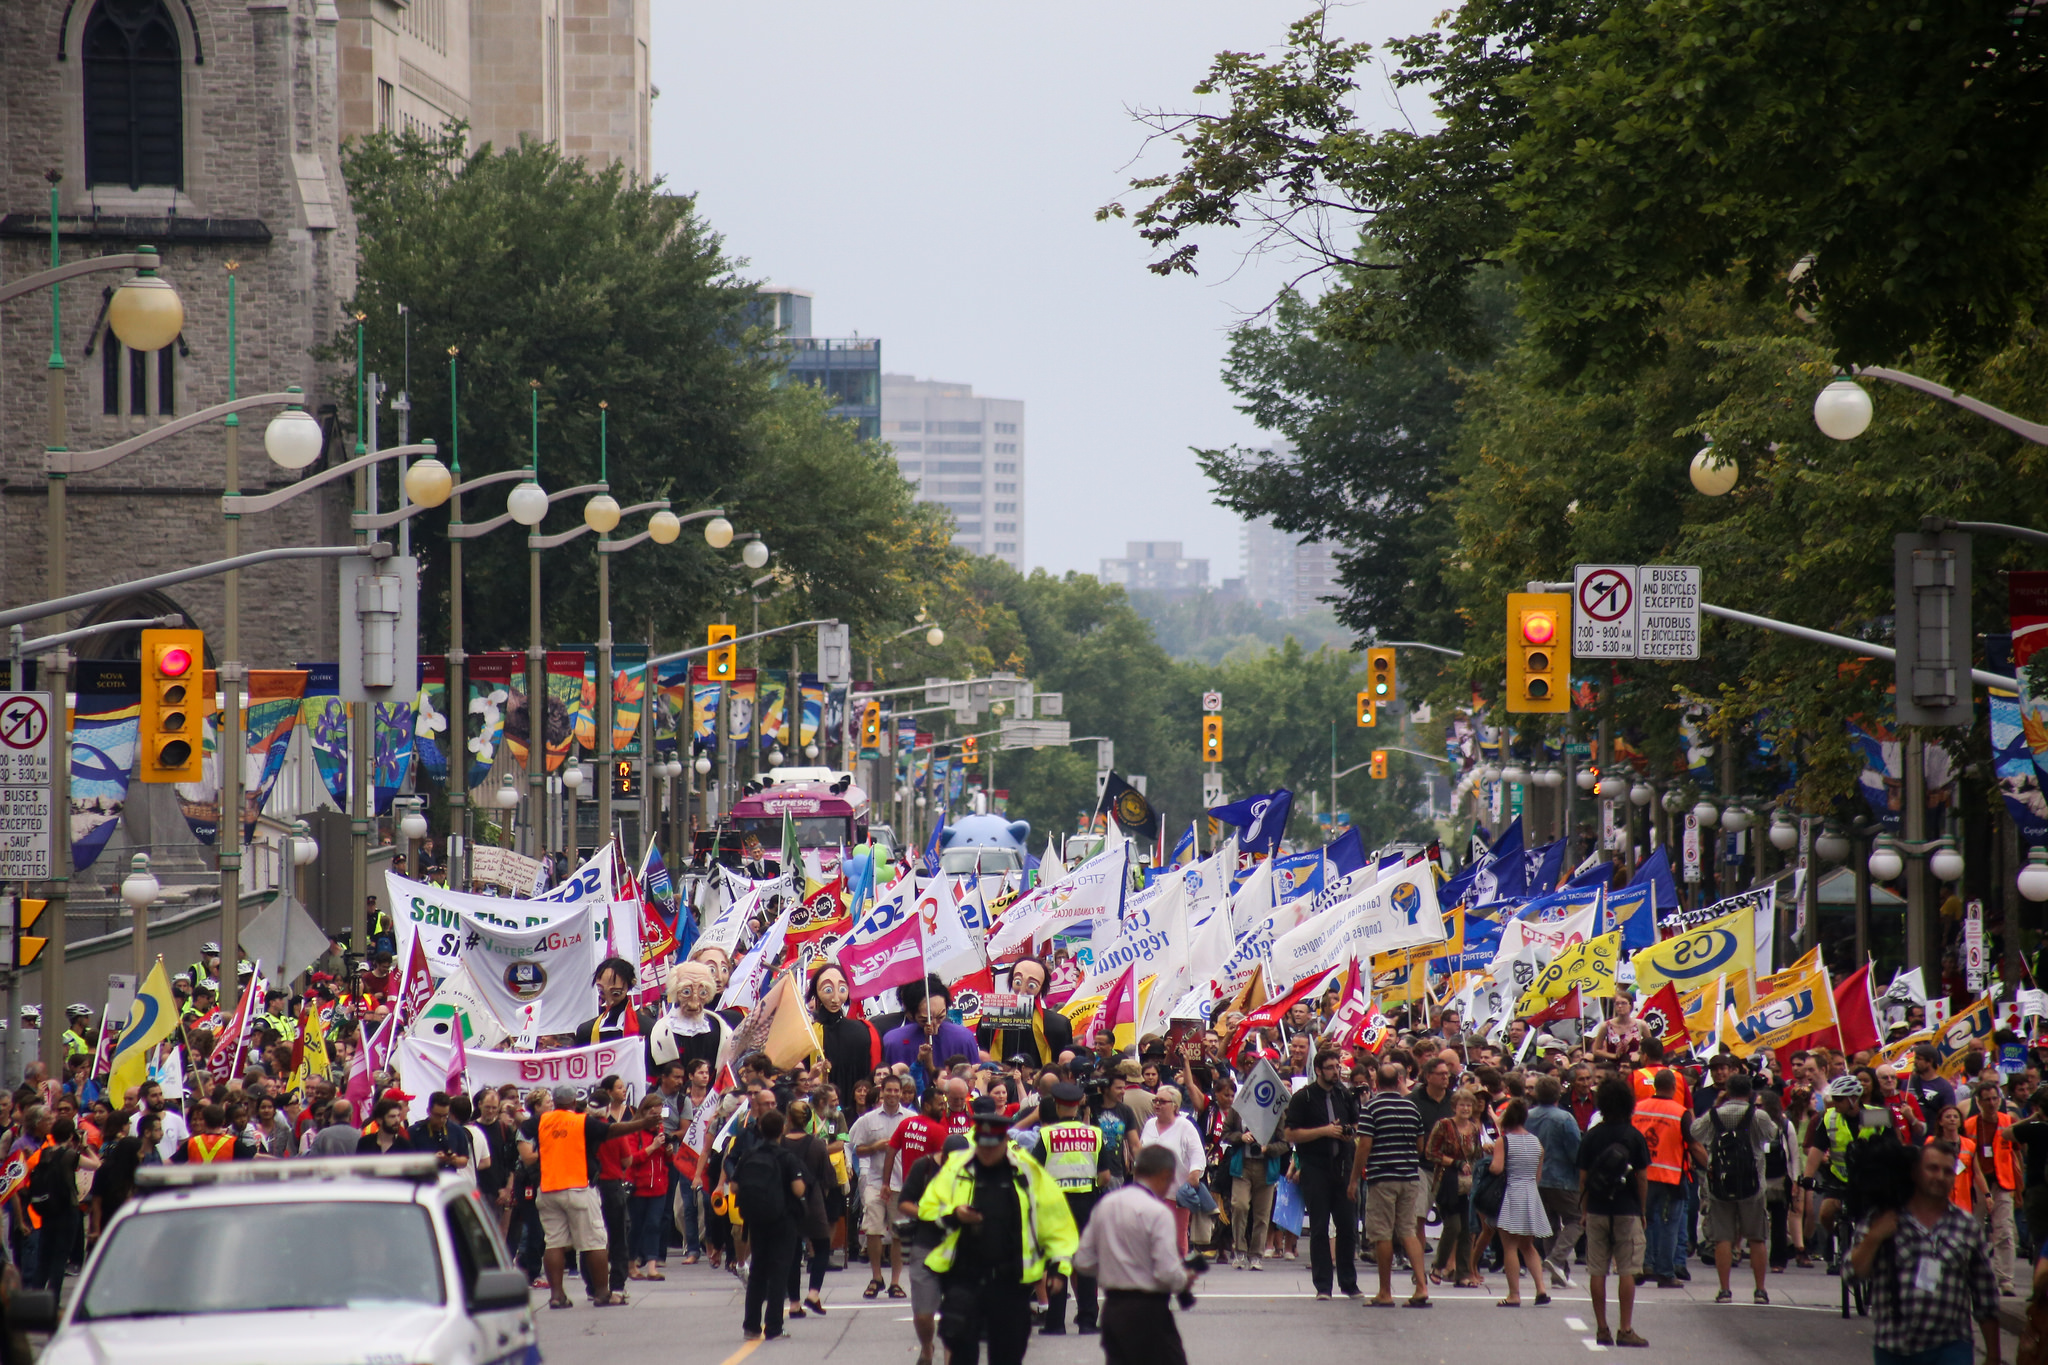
[1584,1214,1645,1277]
[1362,1177,1424,1243]
[862,1181,897,1238]
[1701,1192,1769,1245]
[908,1257,942,1315]
[538,1186,608,1253]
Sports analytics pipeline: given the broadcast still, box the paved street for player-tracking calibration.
[533,1256,1900,1365]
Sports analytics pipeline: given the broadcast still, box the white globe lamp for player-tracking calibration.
[264,406,325,471]
[648,510,681,544]
[742,539,770,570]
[2018,847,2048,903]
[1690,445,1739,496]
[119,853,160,911]
[1814,379,1874,441]
[403,454,453,507]
[1768,810,1798,851]
[1868,836,1904,882]
[1693,800,1720,828]
[507,480,549,527]
[399,809,429,841]
[1928,837,1964,883]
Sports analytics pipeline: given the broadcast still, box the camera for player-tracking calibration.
[1177,1253,1209,1310]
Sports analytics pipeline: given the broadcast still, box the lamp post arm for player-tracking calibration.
[1696,601,2018,692]
[525,485,618,549]
[1856,366,2048,446]
[351,467,529,531]
[452,481,608,540]
[0,253,150,304]
[226,442,437,516]
[1333,760,1378,780]
[1374,640,1468,658]
[1373,746,1451,765]
[595,501,677,554]
[0,543,390,630]
[55,392,308,476]
[10,615,182,659]
[1922,517,2048,550]
[645,618,839,669]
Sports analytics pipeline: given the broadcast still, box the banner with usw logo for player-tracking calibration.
[1719,965,1835,1058]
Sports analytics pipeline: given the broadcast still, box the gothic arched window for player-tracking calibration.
[83,0,183,190]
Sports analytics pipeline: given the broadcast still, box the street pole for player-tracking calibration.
[446,349,468,891]
[219,261,244,971]
[639,623,656,858]
[1904,731,1929,970]
[526,382,544,864]
[350,314,372,954]
[596,402,614,861]
[41,178,67,1075]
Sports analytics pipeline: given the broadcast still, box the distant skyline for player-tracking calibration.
[651,2,1446,578]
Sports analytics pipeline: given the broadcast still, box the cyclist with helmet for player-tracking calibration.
[185,942,222,994]
[1802,1074,1894,1272]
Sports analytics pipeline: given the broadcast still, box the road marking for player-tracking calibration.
[1580,1338,1607,1352]
[1565,1317,1588,1331]
[712,1342,761,1365]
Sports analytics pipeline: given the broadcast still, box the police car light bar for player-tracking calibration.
[136,1153,443,1189]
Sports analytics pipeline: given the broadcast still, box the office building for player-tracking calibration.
[1099,542,1209,594]
[761,287,881,442]
[881,373,1024,568]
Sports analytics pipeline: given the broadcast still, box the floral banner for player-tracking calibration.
[373,698,416,815]
[758,669,788,753]
[299,662,349,809]
[466,651,521,790]
[414,655,450,785]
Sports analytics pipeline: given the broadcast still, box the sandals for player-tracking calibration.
[887,1284,908,1299]
[1427,1270,1445,1286]
[592,1294,628,1308]
[679,1253,701,1266]
[1406,1294,1432,1308]
[863,1278,884,1300]
[1753,1289,1770,1305]
[1496,1298,1521,1307]
[547,1296,572,1310]
[1714,1289,1733,1304]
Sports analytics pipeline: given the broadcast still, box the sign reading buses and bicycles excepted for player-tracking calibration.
[1572,564,1698,661]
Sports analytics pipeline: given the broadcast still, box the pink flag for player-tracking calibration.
[445,1022,469,1096]
[363,1004,400,1076]
[1102,964,1138,1036]
[207,964,264,1084]
[838,913,924,1000]
[400,933,436,1025]
[345,1034,373,1113]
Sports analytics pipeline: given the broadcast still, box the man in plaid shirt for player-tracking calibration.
[1850,1140,2002,1365]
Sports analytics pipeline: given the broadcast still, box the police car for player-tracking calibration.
[16,1154,538,1365]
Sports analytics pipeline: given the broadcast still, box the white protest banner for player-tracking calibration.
[408,961,511,1050]
[1328,861,1447,967]
[1217,899,1312,993]
[468,844,546,896]
[1232,1059,1290,1146]
[1268,903,1346,992]
[460,900,607,1036]
[1490,898,1598,967]
[1071,874,1187,1003]
[915,876,983,983]
[396,1035,644,1122]
[1227,859,1279,937]
[386,869,634,979]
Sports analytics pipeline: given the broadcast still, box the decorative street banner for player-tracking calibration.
[691,682,719,748]
[758,669,788,754]
[414,655,450,785]
[70,659,139,872]
[465,651,520,790]
[502,652,581,774]
[372,697,415,814]
[611,645,648,756]
[396,1034,643,1121]
[243,670,309,840]
[174,711,220,846]
[798,674,824,749]
[299,663,350,809]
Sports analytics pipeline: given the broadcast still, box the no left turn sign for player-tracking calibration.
[0,696,47,751]
[1573,565,1639,658]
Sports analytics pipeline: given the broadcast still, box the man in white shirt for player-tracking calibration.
[848,1073,911,1296]
[1074,1144,1203,1365]
[141,1080,189,1162]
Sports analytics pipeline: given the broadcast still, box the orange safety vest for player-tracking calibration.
[1631,1068,1691,1113]
[538,1110,590,1193]
[1633,1097,1688,1185]
[187,1133,236,1164]
[1962,1110,2017,1191]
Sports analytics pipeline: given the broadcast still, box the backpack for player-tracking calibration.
[731,1146,791,1227]
[1587,1132,1635,1205]
[1707,1102,1762,1202]
[24,1150,62,1215]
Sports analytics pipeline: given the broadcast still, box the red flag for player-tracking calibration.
[1101,965,1139,1046]
[1229,967,1327,1053]
[1637,981,1690,1050]
[1832,964,1881,1054]
[1322,959,1374,1041]
[1525,986,1582,1031]
[838,913,924,1000]
[400,934,436,1025]
[208,968,263,1083]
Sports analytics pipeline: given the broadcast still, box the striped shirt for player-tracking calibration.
[1359,1092,1425,1183]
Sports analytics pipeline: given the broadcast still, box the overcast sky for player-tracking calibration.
[651,2,1446,579]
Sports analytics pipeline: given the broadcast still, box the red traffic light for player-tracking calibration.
[158,645,193,677]
[1520,611,1557,647]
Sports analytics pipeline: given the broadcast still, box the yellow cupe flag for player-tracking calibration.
[108,960,179,1108]
[1720,964,1837,1058]
[1516,931,1621,1016]
[1630,906,1755,995]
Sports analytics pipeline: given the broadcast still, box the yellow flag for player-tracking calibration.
[1756,947,1820,998]
[1516,931,1621,1015]
[1680,971,1749,1042]
[1881,1028,1935,1067]
[108,960,179,1108]
[1631,906,1755,994]
[763,969,821,1070]
[1721,964,1837,1058]
[1930,997,1998,1077]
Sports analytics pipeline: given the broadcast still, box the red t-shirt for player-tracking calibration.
[946,1109,973,1137]
[889,1115,948,1180]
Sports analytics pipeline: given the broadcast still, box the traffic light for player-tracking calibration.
[962,734,979,764]
[1356,692,1377,727]
[706,623,737,681]
[1370,750,1388,780]
[860,701,882,750]
[613,760,637,797]
[139,627,205,782]
[1365,646,1396,703]
[17,897,46,967]
[1201,715,1223,763]
[1505,592,1570,714]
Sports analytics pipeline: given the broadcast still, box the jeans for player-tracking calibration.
[1645,1183,1685,1280]
[1297,1163,1359,1296]
[744,1221,797,1336]
[1680,1174,1700,1260]
[1872,1340,1975,1365]
[597,1179,630,1292]
[628,1192,667,1265]
[1539,1186,1582,1277]
[678,1183,704,1256]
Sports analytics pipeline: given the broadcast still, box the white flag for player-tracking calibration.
[1232,1059,1290,1147]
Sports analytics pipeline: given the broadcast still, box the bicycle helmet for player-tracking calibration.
[1824,1074,1865,1100]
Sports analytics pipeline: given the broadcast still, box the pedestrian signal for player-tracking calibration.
[706,623,737,681]
[1366,647,1396,702]
[1505,592,1570,714]
[1356,692,1376,727]
[139,627,206,782]
[1201,715,1222,763]
[613,760,637,797]
[1370,750,1388,780]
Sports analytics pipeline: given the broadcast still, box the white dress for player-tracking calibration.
[1495,1131,1553,1237]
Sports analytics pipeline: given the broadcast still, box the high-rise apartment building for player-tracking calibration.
[1243,516,1339,617]
[338,0,654,180]
[1099,542,1209,594]
[881,374,1024,568]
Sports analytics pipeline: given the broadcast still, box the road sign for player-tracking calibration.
[1682,812,1701,882]
[1573,565,1638,658]
[1201,691,1223,713]
[1637,565,1701,661]
[1201,772,1224,806]
[0,692,55,880]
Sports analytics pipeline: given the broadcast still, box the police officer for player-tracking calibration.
[1027,1081,1111,1335]
[186,942,222,993]
[918,1104,1079,1365]
[182,980,218,1025]
[259,989,299,1044]
[60,1004,94,1060]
